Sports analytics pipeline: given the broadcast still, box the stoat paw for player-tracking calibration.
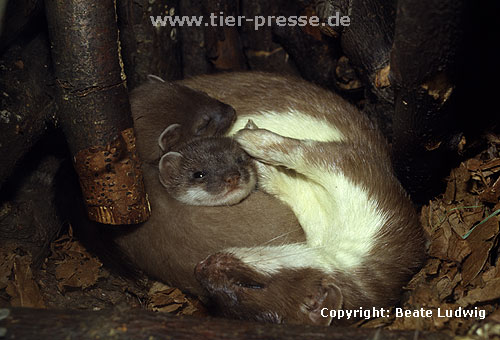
[254,161,278,179]
[253,162,282,195]
[235,128,287,166]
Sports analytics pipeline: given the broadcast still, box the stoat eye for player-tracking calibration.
[193,171,207,179]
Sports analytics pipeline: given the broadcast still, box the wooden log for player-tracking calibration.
[239,0,299,75]
[331,0,396,138]
[272,23,340,89]
[0,31,56,191]
[0,307,452,340]
[201,0,247,71]
[270,0,341,89]
[390,0,465,203]
[44,0,150,225]
[178,0,213,77]
[340,0,396,103]
[117,0,182,89]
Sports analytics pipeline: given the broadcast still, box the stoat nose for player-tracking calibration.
[225,172,240,187]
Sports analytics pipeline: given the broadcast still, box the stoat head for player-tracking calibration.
[159,137,257,206]
[194,251,343,325]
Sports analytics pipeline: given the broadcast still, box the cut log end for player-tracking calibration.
[73,128,151,225]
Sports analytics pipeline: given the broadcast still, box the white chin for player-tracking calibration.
[176,174,257,206]
[216,187,253,205]
[175,187,252,206]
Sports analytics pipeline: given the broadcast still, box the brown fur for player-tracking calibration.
[114,72,425,323]
[130,79,236,163]
[180,72,426,324]
[114,163,304,297]
[113,78,304,297]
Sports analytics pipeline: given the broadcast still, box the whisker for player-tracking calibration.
[259,227,304,247]
[242,241,307,256]
[243,245,326,264]
[239,229,305,258]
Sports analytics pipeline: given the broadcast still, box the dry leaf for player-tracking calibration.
[6,254,45,308]
[52,231,103,290]
[55,257,102,290]
[461,217,499,285]
[148,282,188,313]
[0,246,16,290]
[444,163,471,203]
[479,159,500,172]
[479,177,500,203]
[147,281,203,316]
[436,264,461,300]
[447,230,471,263]
[428,227,471,262]
[457,277,500,307]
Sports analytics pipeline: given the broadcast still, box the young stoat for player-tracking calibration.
[158,134,257,206]
[130,75,237,163]
[180,72,426,325]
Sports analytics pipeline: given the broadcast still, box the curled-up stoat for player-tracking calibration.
[180,72,426,325]
[109,73,304,302]
[112,72,425,326]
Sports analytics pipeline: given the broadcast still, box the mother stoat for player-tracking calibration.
[175,72,426,325]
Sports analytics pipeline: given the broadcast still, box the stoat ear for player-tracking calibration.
[159,152,182,186]
[159,152,182,173]
[303,279,343,326]
[158,124,182,152]
[147,74,166,83]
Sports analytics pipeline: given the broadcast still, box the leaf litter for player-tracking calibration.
[361,134,500,338]
[0,225,205,317]
[1,135,499,337]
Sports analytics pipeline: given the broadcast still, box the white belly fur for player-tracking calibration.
[227,109,344,142]
[225,109,388,274]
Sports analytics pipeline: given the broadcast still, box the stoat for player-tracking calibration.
[112,72,425,326]
[110,76,304,301]
[179,72,426,325]
[130,75,237,164]
[158,134,257,206]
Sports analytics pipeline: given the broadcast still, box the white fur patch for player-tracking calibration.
[176,187,216,206]
[225,243,331,274]
[174,172,257,206]
[226,109,344,142]
[278,172,388,269]
[223,108,388,275]
[227,171,388,273]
